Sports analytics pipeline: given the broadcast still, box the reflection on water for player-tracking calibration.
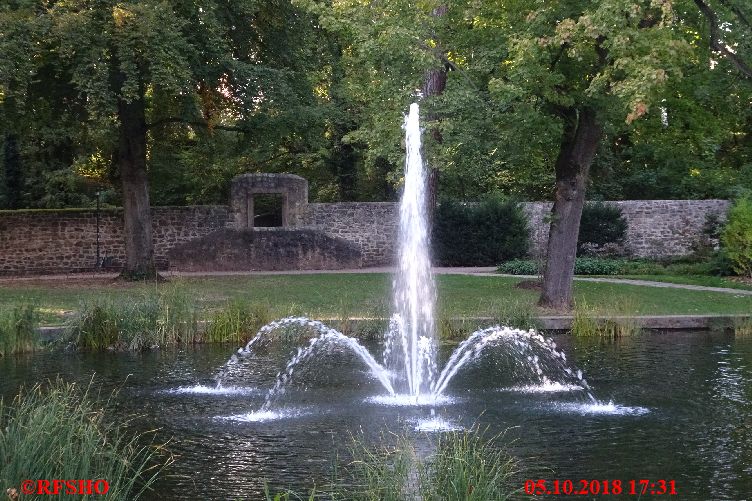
[1,331,751,499]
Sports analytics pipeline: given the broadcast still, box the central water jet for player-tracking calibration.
[386,102,438,397]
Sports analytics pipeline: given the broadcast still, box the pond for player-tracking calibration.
[1,330,750,499]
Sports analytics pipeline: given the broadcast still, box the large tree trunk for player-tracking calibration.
[539,107,602,310]
[117,89,157,279]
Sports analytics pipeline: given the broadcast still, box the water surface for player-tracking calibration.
[1,331,751,500]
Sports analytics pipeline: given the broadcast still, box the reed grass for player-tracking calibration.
[0,303,40,357]
[420,429,519,500]
[493,300,541,331]
[734,317,752,338]
[330,428,519,500]
[64,288,202,351]
[571,301,641,339]
[0,379,170,500]
[204,301,271,344]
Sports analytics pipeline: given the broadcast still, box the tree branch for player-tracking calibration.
[550,43,568,71]
[694,0,752,79]
[717,0,751,30]
[146,117,252,133]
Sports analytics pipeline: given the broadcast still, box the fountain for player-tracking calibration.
[210,102,610,419]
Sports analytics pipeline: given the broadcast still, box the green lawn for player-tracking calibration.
[1,273,751,326]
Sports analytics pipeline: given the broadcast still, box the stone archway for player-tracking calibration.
[230,173,308,229]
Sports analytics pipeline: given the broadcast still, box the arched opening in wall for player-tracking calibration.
[253,194,285,227]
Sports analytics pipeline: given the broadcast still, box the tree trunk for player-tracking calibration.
[117,88,157,279]
[422,4,448,212]
[539,107,602,310]
[422,67,447,212]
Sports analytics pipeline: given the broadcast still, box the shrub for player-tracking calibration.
[0,379,169,500]
[574,257,626,275]
[433,196,529,266]
[721,197,752,277]
[498,258,627,276]
[497,259,539,275]
[577,203,627,256]
[0,303,40,357]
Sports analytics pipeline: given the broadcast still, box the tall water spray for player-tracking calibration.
[386,103,438,397]
[211,103,600,415]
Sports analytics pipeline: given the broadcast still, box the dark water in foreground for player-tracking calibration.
[1,331,751,500]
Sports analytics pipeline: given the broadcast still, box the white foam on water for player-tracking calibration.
[413,417,462,432]
[502,382,583,393]
[216,408,309,423]
[164,385,258,396]
[366,394,455,407]
[553,401,649,416]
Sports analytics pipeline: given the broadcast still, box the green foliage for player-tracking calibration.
[332,429,519,501]
[734,318,752,338]
[721,197,752,277]
[421,429,519,501]
[577,203,627,256]
[0,379,170,500]
[65,287,200,350]
[499,258,627,276]
[499,255,736,277]
[573,258,626,276]
[497,259,540,276]
[433,197,529,266]
[0,302,40,357]
[571,301,640,339]
[205,302,271,345]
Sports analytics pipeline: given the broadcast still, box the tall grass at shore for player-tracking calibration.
[734,318,752,338]
[204,301,271,344]
[0,379,170,500]
[571,301,641,339]
[327,429,519,500]
[64,288,201,351]
[0,303,40,356]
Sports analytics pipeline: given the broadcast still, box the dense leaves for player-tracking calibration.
[432,197,529,266]
[722,197,752,277]
[0,0,750,206]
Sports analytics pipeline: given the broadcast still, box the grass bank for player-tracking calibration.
[1,274,751,328]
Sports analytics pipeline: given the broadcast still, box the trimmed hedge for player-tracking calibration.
[433,197,529,266]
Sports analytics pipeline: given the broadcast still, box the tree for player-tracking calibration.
[483,0,690,308]
[1,0,327,278]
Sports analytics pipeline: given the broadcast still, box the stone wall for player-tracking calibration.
[168,228,362,271]
[522,200,731,258]
[0,206,229,275]
[299,202,399,266]
[0,198,732,275]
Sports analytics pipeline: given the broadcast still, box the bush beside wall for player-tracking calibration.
[721,197,752,277]
[433,198,529,266]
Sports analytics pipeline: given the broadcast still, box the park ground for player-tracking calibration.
[1,270,750,327]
